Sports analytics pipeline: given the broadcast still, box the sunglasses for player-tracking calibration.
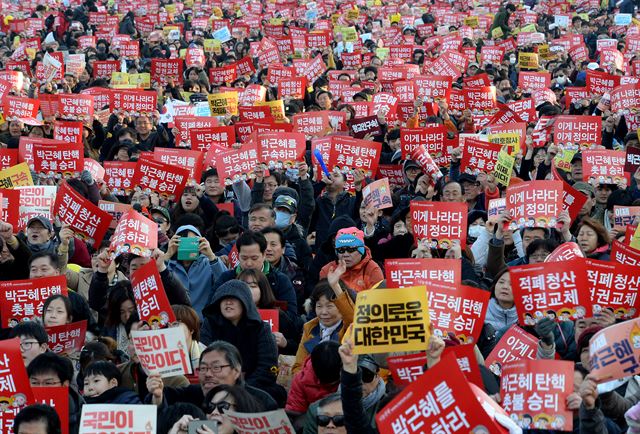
[336,246,359,254]
[361,368,376,383]
[317,415,345,427]
[205,401,233,414]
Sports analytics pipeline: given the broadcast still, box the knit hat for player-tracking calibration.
[335,227,365,255]
[576,325,604,356]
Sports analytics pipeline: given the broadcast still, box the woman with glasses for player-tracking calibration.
[201,385,263,434]
[319,227,384,293]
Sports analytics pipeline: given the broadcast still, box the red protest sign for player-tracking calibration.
[518,71,551,91]
[0,149,18,171]
[505,180,563,231]
[151,59,183,87]
[258,309,279,332]
[553,115,602,149]
[510,259,592,325]
[46,321,87,355]
[53,182,111,246]
[460,137,502,174]
[0,188,20,229]
[485,325,538,376]
[292,112,330,138]
[625,146,640,174]
[57,93,94,123]
[428,282,490,344]
[410,201,467,249]
[582,149,629,186]
[98,201,132,229]
[400,126,447,160]
[3,95,39,120]
[103,161,136,196]
[175,116,219,148]
[586,69,620,95]
[216,143,259,185]
[376,353,505,434]
[611,239,640,266]
[153,148,203,182]
[188,125,236,152]
[589,318,640,383]
[111,89,157,115]
[545,242,584,263]
[0,276,67,327]
[613,206,640,231]
[277,77,306,99]
[131,260,176,327]
[130,327,192,377]
[256,132,305,170]
[33,387,68,434]
[93,60,119,78]
[377,165,404,190]
[326,136,382,178]
[53,120,83,145]
[586,258,640,319]
[108,209,158,259]
[350,115,382,139]
[81,87,112,112]
[0,338,35,411]
[386,352,427,386]
[209,64,237,85]
[385,258,461,287]
[441,344,484,388]
[132,158,190,200]
[501,359,573,431]
[549,163,588,223]
[32,140,83,176]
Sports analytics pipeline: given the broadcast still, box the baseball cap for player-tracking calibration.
[150,206,171,223]
[27,216,53,232]
[358,354,379,374]
[274,195,297,214]
[458,173,478,185]
[335,227,365,255]
[572,182,593,196]
[175,225,202,237]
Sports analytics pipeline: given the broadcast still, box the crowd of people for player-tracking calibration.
[2,0,640,432]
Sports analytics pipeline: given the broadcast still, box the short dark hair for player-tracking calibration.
[311,341,341,384]
[310,279,352,311]
[84,361,122,385]
[236,231,267,254]
[260,227,285,247]
[201,168,219,183]
[27,252,60,271]
[237,270,276,309]
[526,238,558,258]
[10,321,48,344]
[200,341,243,373]
[13,404,61,434]
[27,353,74,384]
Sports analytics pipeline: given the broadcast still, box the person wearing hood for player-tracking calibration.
[118,11,136,36]
[319,227,383,293]
[272,191,313,273]
[165,221,228,317]
[200,280,285,407]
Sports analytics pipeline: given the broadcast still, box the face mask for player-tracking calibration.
[556,76,567,85]
[275,210,291,229]
[468,225,484,239]
[509,55,516,65]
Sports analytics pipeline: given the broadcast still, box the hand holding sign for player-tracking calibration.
[426,332,445,368]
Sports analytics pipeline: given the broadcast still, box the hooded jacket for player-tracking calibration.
[311,189,362,251]
[319,247,384,293]
[285,356,339,414]
[200,281,283,403]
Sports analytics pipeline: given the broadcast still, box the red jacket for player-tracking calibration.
[285,357,338,414]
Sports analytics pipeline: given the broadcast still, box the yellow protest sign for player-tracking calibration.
[538,44,556,60]
[340,27,358,43]
[578,13,590,21]
[208,92,239,116]
[331,14,340,25]
[518,52,540,70]
[521,23,537,33]
[491,27,504,39]
[269,18,283,25]
[257,100,286,122]
[0,162,33,188]
[111,72,129,87]
[631,225,640,250]
[345,8,359,20]
[129,73,150,89]
[464,16,479,28]
[165,4,176,14]
[375,47,390,61]
[488,132,521,155]
[553,148,577,172]
[204,39,222,54]
[162,26,180,36]
[493,150,515,187]
[25,48,36,60]
[351,286,431,355]
[180,91,193,101]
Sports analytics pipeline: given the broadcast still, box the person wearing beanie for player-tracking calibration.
[318,227,384,293]
[200,280,286,407]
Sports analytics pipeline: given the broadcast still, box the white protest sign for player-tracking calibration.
[131,326,192,377]
[80,404,157,434]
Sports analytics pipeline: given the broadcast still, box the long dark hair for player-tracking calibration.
[105,282,135,327]
[237,269,276,308]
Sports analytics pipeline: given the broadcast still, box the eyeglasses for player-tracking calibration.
[30,379,62,387]
[154,218,168,225]
[317,415,345,427]
[529,252,550,261]
[336,247,359,254]
[361,368,377,383]
[198,364,230,374]
[20,341,40,351]
[205,400,234,414]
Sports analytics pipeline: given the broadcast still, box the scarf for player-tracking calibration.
[362,377,386,410]
[484,298,518,333]
[319,321,342,342]
[26,239,55,254]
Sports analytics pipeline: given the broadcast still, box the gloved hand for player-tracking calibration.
[81,169,94,185]
[535,317,556,346]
